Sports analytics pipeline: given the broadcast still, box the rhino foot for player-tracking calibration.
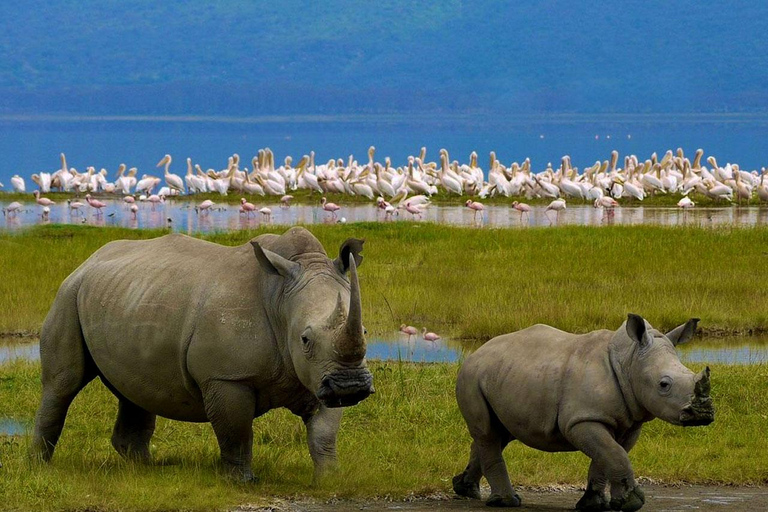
[486,493,521,507]
[223,465,258,484]
[609,486,645,512]
[576,489,609,511]
[452,473,481,500]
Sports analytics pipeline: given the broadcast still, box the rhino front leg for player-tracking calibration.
[575,461,609,512]
[304,404,342,483]
[203,380,257,482]
[568,423,645,512]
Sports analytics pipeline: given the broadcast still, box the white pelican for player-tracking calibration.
[158,154,185,193]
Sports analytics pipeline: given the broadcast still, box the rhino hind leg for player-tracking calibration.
[452,441,482,499]
[456,386,519,506]
[32,291,97,461]
[111,398,157,463]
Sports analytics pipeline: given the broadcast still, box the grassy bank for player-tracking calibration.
[0,361,765,511]
[1,189,760,207]
[1,224,767,338]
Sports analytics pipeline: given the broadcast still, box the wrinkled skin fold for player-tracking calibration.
[453,314,713,511]
[31,227,373,482]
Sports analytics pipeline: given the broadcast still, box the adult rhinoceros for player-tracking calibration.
[32,227,374,481]
[453,314,714,511]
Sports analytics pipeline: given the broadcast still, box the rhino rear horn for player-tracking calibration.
[251,241,300,278]
[626,313,653,352]
[335,238,364,274]
[666,318,700,346]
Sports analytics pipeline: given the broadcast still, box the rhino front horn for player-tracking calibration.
[694,366,711,397]
[340,253,366,361]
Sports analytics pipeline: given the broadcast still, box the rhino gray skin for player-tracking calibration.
[31,227,373,481]
[453,314,714,511]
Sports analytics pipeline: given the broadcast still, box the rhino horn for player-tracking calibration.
[694,366,711,398]
[339,253,366,361]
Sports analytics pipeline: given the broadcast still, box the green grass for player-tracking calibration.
[1,188,761,207]
[0,361,765,511]
[1,223,767,338]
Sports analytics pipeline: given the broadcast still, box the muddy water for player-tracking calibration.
[2,197,768,232]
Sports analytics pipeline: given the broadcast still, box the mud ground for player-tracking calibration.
[237,485,768,512]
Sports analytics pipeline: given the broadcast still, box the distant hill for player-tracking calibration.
[1,1,766,116]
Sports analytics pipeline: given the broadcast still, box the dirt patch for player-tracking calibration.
[236,485,768,512]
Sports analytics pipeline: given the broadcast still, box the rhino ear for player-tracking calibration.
[334,238,364,274]
[666,318,700,346]
[251,241,300,278]
[626,313,653,352]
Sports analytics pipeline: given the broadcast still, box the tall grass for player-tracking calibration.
[1,224,767,338]
[0,361,765,510]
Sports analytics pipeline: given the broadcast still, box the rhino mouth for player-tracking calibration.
[316,368,374,408]
[679,401,715,426]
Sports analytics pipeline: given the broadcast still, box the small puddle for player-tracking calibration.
[0,418,27,436]
[367,337,469,363]
[0,339,40,363]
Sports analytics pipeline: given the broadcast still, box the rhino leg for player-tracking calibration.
[111,398,157,463]
[575,461,609,511]
[456,385,520,507]
[452,441,482,499]
[202,380,257,482]
[32,294,97,461]
[568,423,644,512]
[303,405,342,483]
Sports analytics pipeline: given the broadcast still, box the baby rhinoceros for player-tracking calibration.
[453,314,714,511]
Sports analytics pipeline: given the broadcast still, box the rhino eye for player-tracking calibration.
[659,377,672,394]
[301,335,310,345]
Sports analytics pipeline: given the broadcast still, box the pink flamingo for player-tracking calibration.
[399,324,418,342]
[422,327,441,342]
[147,194,165,212]
[196,199,215,214]
[34,190,56,207]
[2,202,22,217]
[130,204,139,220]
[545,198,566,225]
[240,198,257,217]
[321,197,340,219]
[594,196,619,219]
[376,196,392,218]
[280,195,294,208]
[404,201,423,220]
[67,200,85,215]
[85,194,107,216]
[259,207,272,221]
[512,201,531,222]
[123,196,135,205]
[464,200,484,221]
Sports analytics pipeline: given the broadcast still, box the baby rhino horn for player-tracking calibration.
[694,366,711,397]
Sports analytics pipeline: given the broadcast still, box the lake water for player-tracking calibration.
[3,198,768,232]
[2,117,768,187]
[3,335,766,366]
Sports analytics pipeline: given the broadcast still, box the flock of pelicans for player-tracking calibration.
[2,147,768,223]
